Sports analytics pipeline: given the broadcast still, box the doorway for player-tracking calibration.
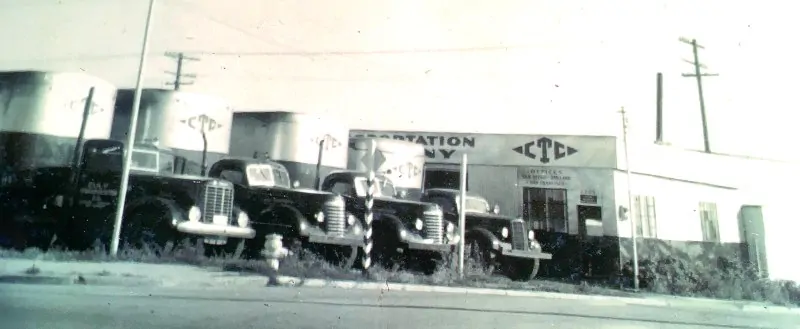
[577,205,604,278]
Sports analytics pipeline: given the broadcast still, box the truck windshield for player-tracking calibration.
[246,164,291,188]
[354,176,395,197]
[131,150,158,173]
[457,196,491,213]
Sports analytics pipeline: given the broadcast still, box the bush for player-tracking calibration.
[633,256,800,306]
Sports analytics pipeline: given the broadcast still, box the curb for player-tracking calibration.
[0,273,162,287]
[276,276,800,314]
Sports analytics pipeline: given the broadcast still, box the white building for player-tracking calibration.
[351,130,798,283]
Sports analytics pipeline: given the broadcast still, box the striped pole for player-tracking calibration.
[361,140,377,272]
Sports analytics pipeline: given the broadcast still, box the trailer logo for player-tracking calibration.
[67,97,104,115]
[512,137,578,164]
[181,114,222,132]
[311,134,342,151]
[78,181,118,209]
[384,162,422,179]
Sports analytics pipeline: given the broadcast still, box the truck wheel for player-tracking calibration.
[321,245,358,269]
[504,258,540,281]
[466,238,495,275]
[120,205,177,256]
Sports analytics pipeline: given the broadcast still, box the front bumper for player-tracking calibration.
[401,230,455,253]
[303,225,364,247]
[176,221,256,239]
[498,242,553,260]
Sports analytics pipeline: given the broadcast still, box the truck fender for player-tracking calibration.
[373,214,405,241]
[258,205,306,234]
[465,227,501,252]
[122,197,185,224]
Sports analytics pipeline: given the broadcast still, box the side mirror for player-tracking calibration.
[493,204,500,214]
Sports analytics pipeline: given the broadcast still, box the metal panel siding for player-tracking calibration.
[348,138,425,190]
[0,71,116,139]
[112,89,233,154]
[351,130,617,168]
[230,111,348,168]
[467,165,520,217]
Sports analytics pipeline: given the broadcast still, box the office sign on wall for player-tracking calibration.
[350,130,617,169]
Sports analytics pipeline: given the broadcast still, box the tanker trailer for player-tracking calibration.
[347,137,425,201]
[112,89,233,175]
[230,111,349,189]
[0,70,117,248]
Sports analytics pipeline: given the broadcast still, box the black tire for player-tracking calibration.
[466,238,496,275]
[504,258,541,281]
[119,204,178,256]
[324,245,359,269]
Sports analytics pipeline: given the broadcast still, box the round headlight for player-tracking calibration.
[347,213,357,226]
[415,219,424,230]
[315,211,325,223]
[528,230,534,240]
[501,227,509,238]
[237,211,250,228]
[446,222,455,234]
[292,181,300,188]
[188,206,201,222]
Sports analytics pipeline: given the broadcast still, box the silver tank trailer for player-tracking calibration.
[0,70,116,169]
[348,137,426,200]
[111,89,233,169]
[230,111,348,188]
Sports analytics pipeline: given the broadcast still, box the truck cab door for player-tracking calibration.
[69,140,125,241]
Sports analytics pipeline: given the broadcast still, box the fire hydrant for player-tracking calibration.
[261,234,289,286]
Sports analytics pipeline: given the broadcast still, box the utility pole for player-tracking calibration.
[619,106,639,292]
[679,37,718,153]
[164,52,199,90]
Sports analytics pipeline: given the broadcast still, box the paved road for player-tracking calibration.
[1,283,797,329]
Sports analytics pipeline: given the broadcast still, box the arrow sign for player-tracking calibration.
[360,144,386,170]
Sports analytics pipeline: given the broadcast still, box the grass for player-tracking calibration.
[2,242,798,307]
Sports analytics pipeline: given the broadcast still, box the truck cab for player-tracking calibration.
[56,140,252,254]
[421,188,552,280]
[208,158,364,267]
[321,170,458,274]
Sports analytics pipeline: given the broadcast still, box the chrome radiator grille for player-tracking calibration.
[201,181,234,224]
[323,198,346,236]
[423,209,444,244]
[510,219,528,250]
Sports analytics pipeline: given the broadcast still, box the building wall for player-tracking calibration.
[621,141,800,282]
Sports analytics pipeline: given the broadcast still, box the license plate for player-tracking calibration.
[213,215,228,226]
[204,237,227,245]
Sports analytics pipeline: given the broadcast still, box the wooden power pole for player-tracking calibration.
[164,52,199,90]
[680,37,718,153]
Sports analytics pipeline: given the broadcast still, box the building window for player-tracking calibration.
[633,195,657,238]
[522,187,568,233]
[699,202,720,242]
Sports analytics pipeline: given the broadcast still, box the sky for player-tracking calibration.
[0,0,796,161]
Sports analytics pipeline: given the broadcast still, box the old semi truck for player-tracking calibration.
[0,71,254,252]
[229,112,455,271]
[112,89,234,175]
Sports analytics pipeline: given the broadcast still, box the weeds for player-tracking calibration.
[3,243,799,307]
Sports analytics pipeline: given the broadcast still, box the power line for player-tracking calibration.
[680,37,718,154]
[186,45,531,57]
[164,52,199,90]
